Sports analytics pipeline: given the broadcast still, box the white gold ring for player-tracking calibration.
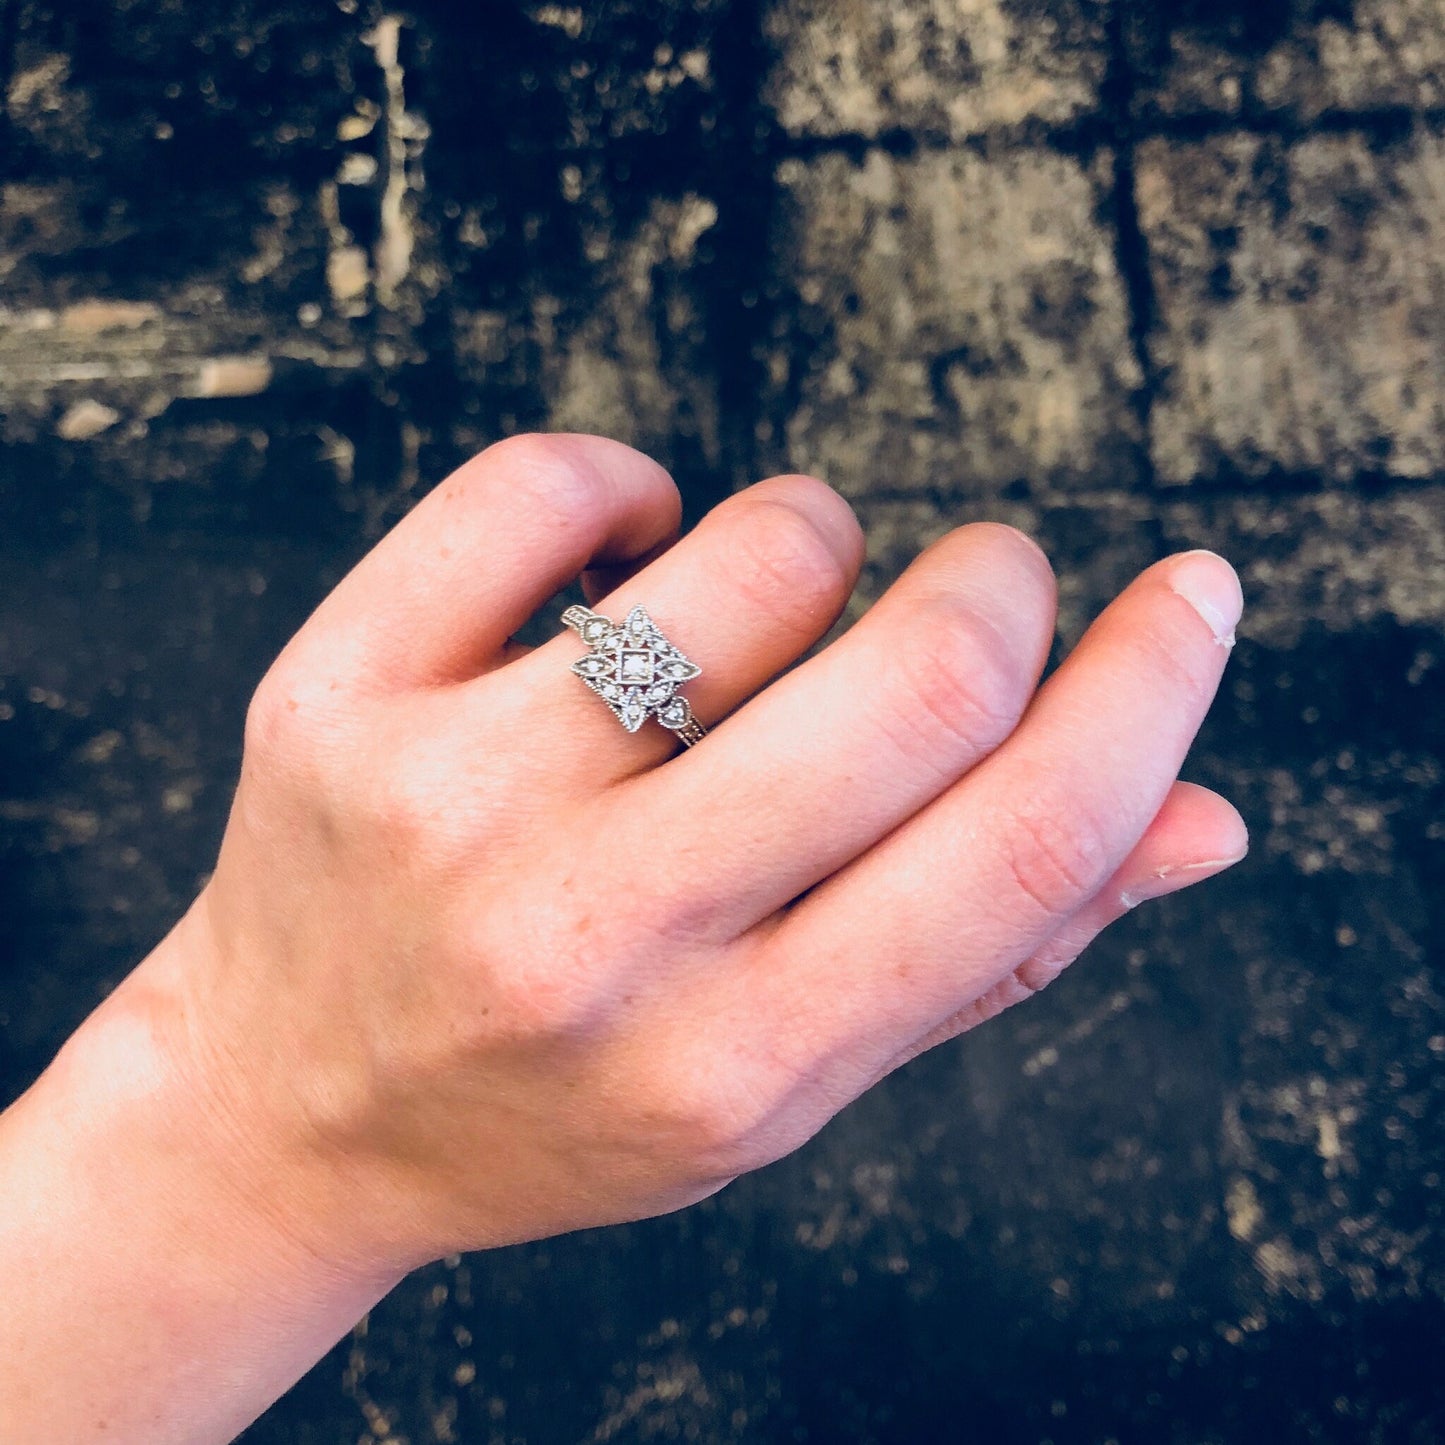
[562,603,708,747]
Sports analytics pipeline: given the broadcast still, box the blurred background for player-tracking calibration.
[1,1,1442,1440]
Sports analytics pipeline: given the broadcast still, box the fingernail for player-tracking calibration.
[1120,851,1248,910]
[1169,550,1244,648]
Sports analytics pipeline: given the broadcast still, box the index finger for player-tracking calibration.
[273,433,682,697]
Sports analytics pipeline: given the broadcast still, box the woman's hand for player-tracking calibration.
[0,432,1247,1444]
[150,432,1246,1280]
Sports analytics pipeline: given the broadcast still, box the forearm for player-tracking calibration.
[0,905,401,1445]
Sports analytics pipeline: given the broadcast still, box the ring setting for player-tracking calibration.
[562,602,708,747]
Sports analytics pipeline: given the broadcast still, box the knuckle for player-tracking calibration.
[475,432,680,539]
[727,499,853,623]
[1010,954,1072,998]
[362,752,440,852]
[751,473,861,553]
[485,962,601,1040]
[926,521,1056,595]
[465,881,621,1041]
[476,432,615,532]
[1013,915,1098,995]
[481,430,598,475]
[1134,616,1217,709]
[473,932,604,1042]
[999,798,1114,920]
[242,658,341,776]
[242,672,294,764]
[661,1055,788,1178]
[237,662,364,852]
[885,599,1027,762]
[973,521,1054,582]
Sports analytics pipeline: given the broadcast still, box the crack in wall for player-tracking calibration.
[364,14,418,308]
[1103,0,1161,491]
[0,0,19,172]
[693,0,777,508]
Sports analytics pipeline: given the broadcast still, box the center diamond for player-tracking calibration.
[619,649,654,684]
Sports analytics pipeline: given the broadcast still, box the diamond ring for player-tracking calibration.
[562,603,708,747]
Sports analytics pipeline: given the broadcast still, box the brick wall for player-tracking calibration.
[2,2,1441,1439]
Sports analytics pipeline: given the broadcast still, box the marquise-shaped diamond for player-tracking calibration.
[619,691,648,731]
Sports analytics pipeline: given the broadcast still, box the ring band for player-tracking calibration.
[562,603,708,747]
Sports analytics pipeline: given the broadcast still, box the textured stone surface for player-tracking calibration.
[762,0,1109,139]
[1126,0,1445,122]
[2,1,1443,1442]
[1140,128,1445,485]
[847,487,1445,646]
[767,147,1144,497]
[0,0,740,508]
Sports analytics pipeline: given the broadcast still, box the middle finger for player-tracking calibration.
[587,522,1058,945]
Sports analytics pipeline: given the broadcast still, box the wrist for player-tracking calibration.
[0,901,404,1444]
[100,894,411,1294]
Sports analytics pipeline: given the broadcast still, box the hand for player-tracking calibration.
[147,432,1246,1280]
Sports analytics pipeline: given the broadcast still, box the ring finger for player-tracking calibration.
[478,473,866,789]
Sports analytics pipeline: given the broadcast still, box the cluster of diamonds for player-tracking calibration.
[564,603,702,734]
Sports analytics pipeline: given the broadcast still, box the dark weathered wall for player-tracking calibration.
[2,1,1442,1441]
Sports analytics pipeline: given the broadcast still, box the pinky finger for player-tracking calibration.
[882,780,1248,1071]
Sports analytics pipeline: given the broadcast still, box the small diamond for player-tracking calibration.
[581,617,610,644]
[619,649,653,684]
[657,696,691,729]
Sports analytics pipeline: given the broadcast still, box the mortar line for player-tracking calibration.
[1102,0,1160,491]
[815,472,1445,509]
[701,0,778,507]
[767,106,1445,165]
[0,0,19,176]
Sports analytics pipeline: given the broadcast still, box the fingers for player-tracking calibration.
[579,528,686,609]
[590,522,1057,944]
[647,779,1244,1181]
[482,473,865,784]
[881,781,1248,1070]
[751,549,1244,1076]
[274,433,683,696]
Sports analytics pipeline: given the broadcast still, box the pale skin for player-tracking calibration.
[0,433,1248,1442]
